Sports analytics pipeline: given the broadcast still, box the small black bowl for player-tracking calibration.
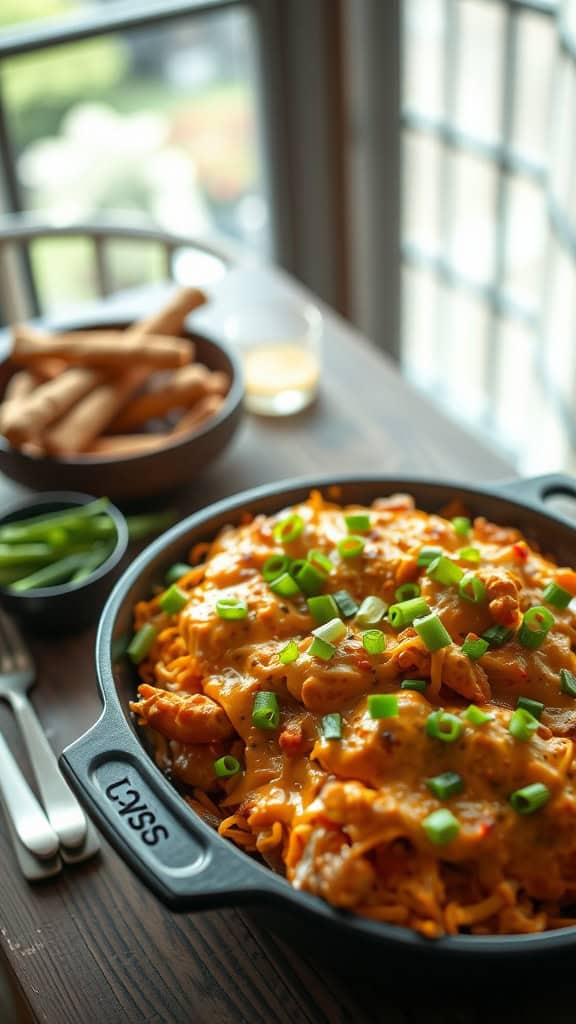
[0,491,129,630]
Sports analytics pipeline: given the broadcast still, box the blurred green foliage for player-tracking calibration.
[0,0,128,151]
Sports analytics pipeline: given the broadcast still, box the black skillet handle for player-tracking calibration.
[497,474,576,525]
[60,708,287,911]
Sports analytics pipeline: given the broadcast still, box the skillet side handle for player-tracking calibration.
[60,711,286,911]
[497,474,576,523]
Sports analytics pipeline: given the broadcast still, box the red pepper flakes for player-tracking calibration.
[512,542,528,561]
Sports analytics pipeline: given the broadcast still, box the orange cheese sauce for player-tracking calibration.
[130,491,576,937]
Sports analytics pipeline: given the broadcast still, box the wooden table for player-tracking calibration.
[0,266,526,1023]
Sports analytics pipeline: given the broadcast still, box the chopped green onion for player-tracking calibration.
[252,691,280,730]
[509,783,550,815]
[452,516,471,537]
[425,710,463,743]
[427,555,464,587]
[508,707,539,742]
[414,613,452,651]
[313,618,347,644]
[269,573,301,598]
[518,606,554,649]
[461,634,489,661]
[307,549,333,574]
[367,694,398,719]
[213,755,241,778]
[417,546,442,568]
[279,640,299,665]
[560,668,576,698]
[516,696,544,720]
[165,562,192,586]
[307,594,340,624]
[394,582,421,601]
[542,581,572,610]
[273,514,304,545]
[426,772,464,800]
[309,636,336,661]
[400,679,427,692]
[459,546,481,564]
[422,808,460,845]
[292,560,327,596]
[333,590,359,619]
[344,512,371,533]
[159,584,188,615]
[262,554,291,582]
[388,597,431,629]
[216,597,248,620]
[356,595,387,626]
[465,704,493,726]
[127,624,158,664]
[458,573,487,604]
[362,629,386,655]
[321,713,343,740]
[337,535,366,559]
[482,624,513,648]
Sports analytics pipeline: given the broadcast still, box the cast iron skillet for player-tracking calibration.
[61,473,576,969]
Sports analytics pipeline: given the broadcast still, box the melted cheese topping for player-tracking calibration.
[130,490,576,937]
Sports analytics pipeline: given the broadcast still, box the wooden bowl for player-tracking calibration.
[0,320,244,501]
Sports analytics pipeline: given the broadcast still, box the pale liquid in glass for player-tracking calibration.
[243,342,320,415]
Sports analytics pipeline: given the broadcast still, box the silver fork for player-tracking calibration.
[0,609,88,850]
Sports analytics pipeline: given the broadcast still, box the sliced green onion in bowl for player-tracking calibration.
[216,597,248,620]
[307,549,333,574]
[321,712,343,740]
[159,584,188,615]
[426,771,464,800]
[367,694,398,719]
[560,668,576,697]
[269,573,301,598]
[252,691,280,730]
[312,618,347,645]
[482,624,513,648]
[127,623,158,664]
[516,696,544,720]
[422,808,460,845]
[413,613,451,651]
[307,594,340,624]
[165,562,193,586]
[509,783,550,815]
[458,573,487,604]
[309,636,337,661]
[508,707,539,742]
[518,606,554,649]
[417,546,442,568]
[542,581,572,610]
[362,629,386,655]
[273,514,304,545]
[425,710,463,743]
[333,590,359,619]
[262,554,291,582]
[279,640,299,665]
[214,755,241,778]
[465,704,493,726]
[400,678,427,692]
[388,597,430,630]
[451,516,471,537]
[427,555,464,587]
[291,560,326,596]
[459,546,481,564]
[344,512,371,533]
[394,582,420,601]
[461,634,489,660]
[337,535,366,559]
[355,595,387,626]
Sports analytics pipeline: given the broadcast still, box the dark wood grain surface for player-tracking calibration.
[0,266,537,1024]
